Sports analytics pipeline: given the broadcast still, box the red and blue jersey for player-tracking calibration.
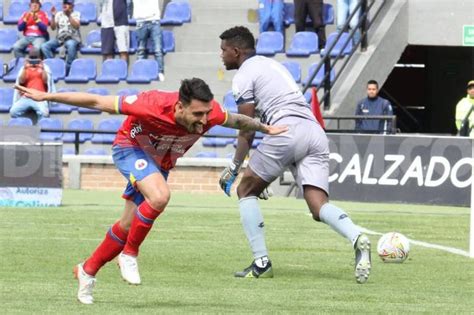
[112,90,227,171]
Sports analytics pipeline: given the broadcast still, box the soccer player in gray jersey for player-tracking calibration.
[218,26,371,284]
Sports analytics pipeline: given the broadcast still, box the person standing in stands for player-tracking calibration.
[10,49,55,121]
[355,80,394,133]
[455,80,474,136]
[99,0,129,64]
[258,0,284,34]
[13,0,49,58]
[336,0,361,44]
[41,0,81,75]
[130,0,165,81]
[293,0,326,49]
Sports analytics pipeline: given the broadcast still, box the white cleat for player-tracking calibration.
[118,253,141,285]
[74,263,96,305]
[354,234,371,284]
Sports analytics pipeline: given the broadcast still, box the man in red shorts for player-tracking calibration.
[15,78,287,305]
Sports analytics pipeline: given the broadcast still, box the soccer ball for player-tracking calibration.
[377,232,410,263]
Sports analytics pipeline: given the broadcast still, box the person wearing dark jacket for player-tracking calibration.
[355,80,393,133]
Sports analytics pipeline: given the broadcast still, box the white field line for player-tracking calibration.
[358,226,471,258]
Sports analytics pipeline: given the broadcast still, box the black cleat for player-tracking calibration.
[234,260,274,278]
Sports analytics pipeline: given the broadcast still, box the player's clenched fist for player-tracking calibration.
[219,162,240,196]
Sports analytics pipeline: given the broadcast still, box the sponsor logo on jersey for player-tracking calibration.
[130,123,143,138]
[125,95,138,104]
[135,159,148,170]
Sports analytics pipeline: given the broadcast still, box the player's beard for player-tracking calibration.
[191,123,204,134]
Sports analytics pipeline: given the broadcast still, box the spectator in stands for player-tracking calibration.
[455,80,474,136]
[293,0,326,49]
[10,49,55,121]
[99,0,130,64]
[336,0,361,44]
[130,0,165,81]
[355,80,393,133]
[258,0,284,34]
[41,0,81,75]
[13,0,49,58]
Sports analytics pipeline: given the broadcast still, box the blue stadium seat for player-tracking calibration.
[91,118,122,144]
[63,147,75,155]
[65,58,96,83]
[126,59,158,83]
[117,88,140,97]
[304,90,312,103]
[75,2,97,24]
[302,63,335,87]
[0,3,3,21]
[96,59,128,83]
[147,30,176,54]
[256,32,284,56]
[43,58,66,82]
[286,32,319,57]
[8,117,33,126]
[3,58,25,83]
[38,118,63,141]
[4,2,29,24]
[77,88,108,114]
[162,30,175,53]
[223,90,237,113]
[49,88,78,113]
[0,58,3,78]
[0,29,18,52]
[202,125,236,147]
[322,32,353,57]
[281,60,301,83]
[84,148,108,155]
[323,3,335,25]
[62,119,94,143]
[195,151,218,158]
[42,1,61,20]
[161,1,191,25]
[0,87,14,112]
[80,30,101,54]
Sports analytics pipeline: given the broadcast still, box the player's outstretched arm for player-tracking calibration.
[223,113,288,135]
[14,84,118,114]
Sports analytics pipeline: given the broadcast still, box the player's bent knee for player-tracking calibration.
[147,192,170,211]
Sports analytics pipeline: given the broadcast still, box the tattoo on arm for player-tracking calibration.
[225,113,267,133]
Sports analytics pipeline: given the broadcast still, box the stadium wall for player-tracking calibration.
[408,0,474,46]
[62,156,230,193]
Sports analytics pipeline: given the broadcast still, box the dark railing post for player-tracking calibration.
[74,132,80,155]
[323,57,331,109]
[360,0,368,51]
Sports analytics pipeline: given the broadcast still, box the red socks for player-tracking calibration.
[83,221,128,276]
[123,201,162,257]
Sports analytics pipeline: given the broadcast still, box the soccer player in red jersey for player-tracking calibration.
[15,78,287,304]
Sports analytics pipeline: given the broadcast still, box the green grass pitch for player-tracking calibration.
[1,190,473,313]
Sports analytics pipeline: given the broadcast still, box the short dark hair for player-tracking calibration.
[219,26,255,50]
[179,78,214,106]
[367,80,379,87]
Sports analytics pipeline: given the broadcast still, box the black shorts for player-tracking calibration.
[101,27,115,55]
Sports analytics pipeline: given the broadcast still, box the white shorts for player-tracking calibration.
[248,116,330,195]
[114,25,130,53]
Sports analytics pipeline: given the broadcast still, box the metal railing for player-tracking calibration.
[302,0,388,109]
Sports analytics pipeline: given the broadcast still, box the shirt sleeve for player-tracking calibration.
[232,72,255,105]
[208,100,228,126]
[116,91,157,118]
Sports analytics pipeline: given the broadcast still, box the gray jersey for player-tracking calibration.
[232,55,315,125]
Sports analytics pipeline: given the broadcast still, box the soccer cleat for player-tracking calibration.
[234,260,274,278]
[118,252,141,285]
[73,263,96,305]
[354,234,371,284]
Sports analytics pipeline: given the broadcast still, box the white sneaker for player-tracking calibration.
[118,252,141,285]
[158,73,165,81]
[354,234,371,284]
[74,263,96,305]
